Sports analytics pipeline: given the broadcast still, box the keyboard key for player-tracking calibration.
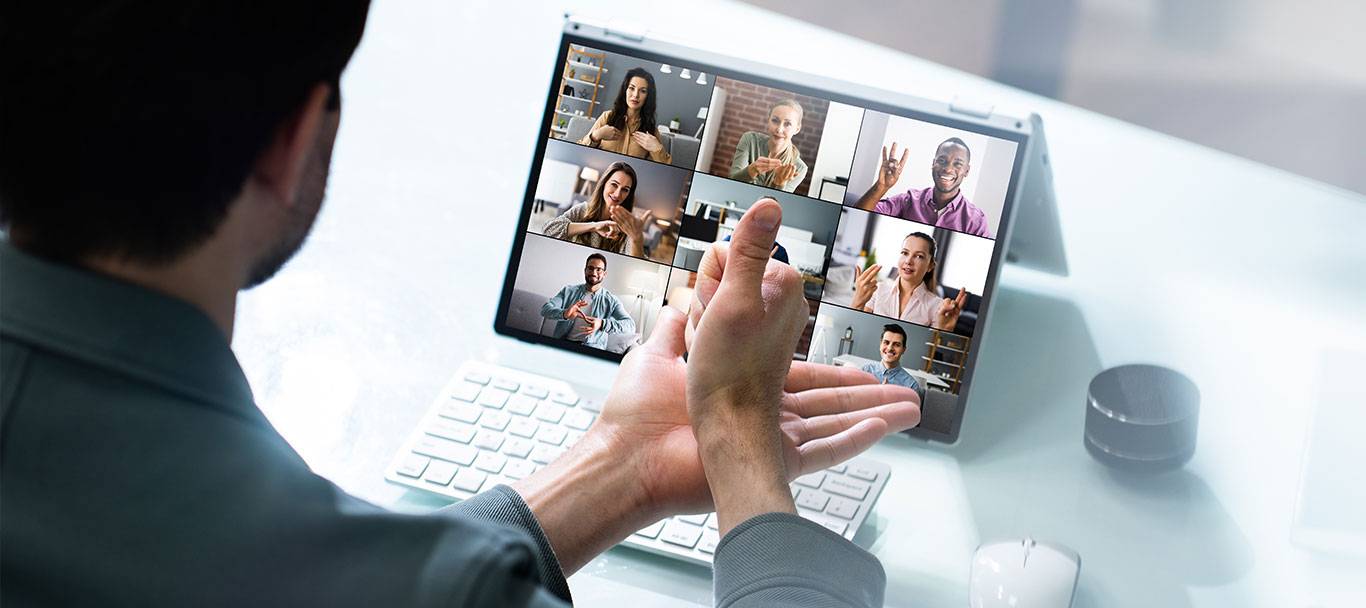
[464,371,491,385]
[535,426,567,446]
[564,430,584,447]
[563,409,595,431]
[423,460,458,486]
[452,468,487,492]
[823,476,870,500]
[397,454,430,478]
[507,417,538,438]
[534,403,566,424]
[450,382,482,402]
[478,410,511,431]
[507,394,539,416]
[493,378,519,392]
[698,530,719,554]
[828,463,847,474]
[848,463,880,482]
[477,387,511,409]
[827,496,859,520]
[474,452,507,474]
[503,459,537,480]
[795,489,830,511]
[426,420,476,444]
[529,444,564,465]
[502,438,534,459]
[551,392,578,407]
[794,472,826,489]
[473,430,505,452]
[521,386,549,399]
[706,513,718,530]
[634,520,666,539]
[438,403,482,424]
[678,514,708,526]
[660,520,703,548]
[413,437,477,466]
[580,399,602,413]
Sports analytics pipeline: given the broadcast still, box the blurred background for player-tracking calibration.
[742,0,1366,195]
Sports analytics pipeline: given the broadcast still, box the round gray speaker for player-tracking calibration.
[1084,364,1200,472]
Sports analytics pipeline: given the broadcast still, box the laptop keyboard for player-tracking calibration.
[385,361,890,566]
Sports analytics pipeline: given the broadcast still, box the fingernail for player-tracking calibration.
[751,201,780,231]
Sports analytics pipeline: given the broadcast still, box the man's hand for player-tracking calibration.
[563,299,587,320]
[685,198,920,533]
[573,315,603,339]
[874,142,908,193]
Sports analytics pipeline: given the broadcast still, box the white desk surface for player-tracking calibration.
[231,1,1366,606]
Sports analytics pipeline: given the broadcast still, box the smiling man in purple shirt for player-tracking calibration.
[854,138,994,238]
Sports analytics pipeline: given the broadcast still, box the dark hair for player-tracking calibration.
[0,2,371,264]
[606,67,658,137]
[881,324,907,345]
[903,232,940,292]
[586,253,608,269]
[938,137,971,163]
[583,162,638,251]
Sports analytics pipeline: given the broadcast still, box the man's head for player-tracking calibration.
[0,2,370,287]
[584,253,608,287]
[879,324,907,367]
[930,137,971,195]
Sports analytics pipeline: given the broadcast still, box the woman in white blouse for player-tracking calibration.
[850,232,969,331]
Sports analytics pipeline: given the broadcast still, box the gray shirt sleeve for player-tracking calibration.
[713,513,886,608]
[440,485,572,604]
[542,203,591,240]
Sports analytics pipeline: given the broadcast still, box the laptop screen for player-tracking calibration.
[496,32,1028,442]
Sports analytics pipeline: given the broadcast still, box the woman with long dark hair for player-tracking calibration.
[577,67,671,164]
[850,232,968,330]
[541,161,654,258]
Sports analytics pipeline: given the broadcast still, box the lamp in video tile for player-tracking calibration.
[694,107,708,138]
[696,72,707,85]
[659,64,672,74]
[578,167,599,196]
[628,270,657,322]
[808,314,835,365]
[679,68,691,79]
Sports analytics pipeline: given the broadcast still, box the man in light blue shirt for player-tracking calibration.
[859,324,925,402]
[540,253,635,350]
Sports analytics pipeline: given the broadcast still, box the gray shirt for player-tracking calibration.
[860,360,925,403]
[728,131,808,193]
[0,241,887,607]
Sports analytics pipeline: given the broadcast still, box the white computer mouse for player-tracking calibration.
[969,537,1081,608]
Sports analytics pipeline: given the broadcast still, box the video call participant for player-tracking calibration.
[858,324,925,402]
[539,253,635,350]
[854,138,995,238]
[577,67,671,164]
[729,99,808,193]
[542,161,655,258]
[851,232,970,331]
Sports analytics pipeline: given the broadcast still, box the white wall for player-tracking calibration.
[805,102,865,201]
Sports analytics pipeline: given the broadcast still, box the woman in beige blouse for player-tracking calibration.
[850,232,969,331]
[542,161,654,258]
[577,67,672,164]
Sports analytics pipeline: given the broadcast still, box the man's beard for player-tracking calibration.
[244,134,331,289]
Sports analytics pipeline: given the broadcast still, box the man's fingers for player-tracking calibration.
[784,383,920,417]
[793,418,888,477]
[784,362,877,393]
[794,400,922,443]
[716,198,782,298]
[645,305,688,358]
[897,147,909,170]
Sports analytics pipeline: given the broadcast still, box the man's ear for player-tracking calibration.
[252,82,332,208]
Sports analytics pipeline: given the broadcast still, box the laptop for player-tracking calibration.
[386,14,1061,566]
